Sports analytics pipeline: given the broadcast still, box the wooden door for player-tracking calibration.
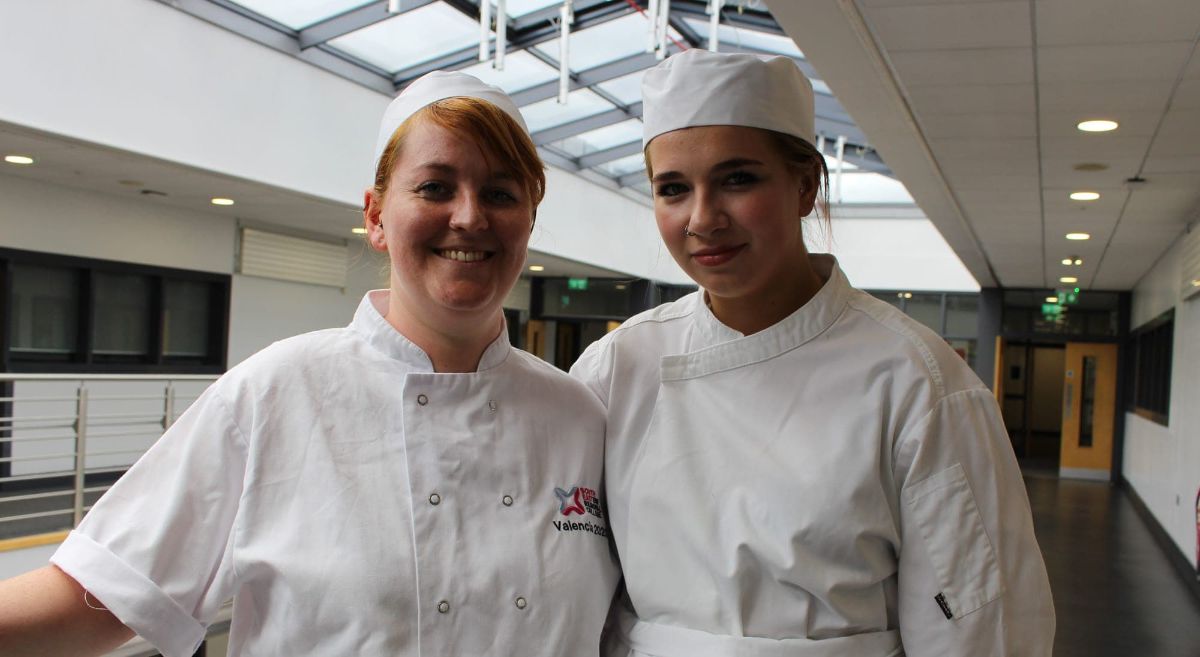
[1059,342,1118,480]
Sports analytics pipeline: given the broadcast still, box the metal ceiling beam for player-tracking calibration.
[578,141,643,168]
[298,1,437,49]
[619,170,648,188]
[669,0,783,34]
[157,0,396,94]
[531,102,643,145]
[510,50,673,106]
[394,0,637,87]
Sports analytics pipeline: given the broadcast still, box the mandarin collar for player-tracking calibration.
[680,254,851,368]
[350,290,511,373]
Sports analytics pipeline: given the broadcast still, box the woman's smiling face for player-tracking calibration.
[366,117,532,326]
[648,125,816,305]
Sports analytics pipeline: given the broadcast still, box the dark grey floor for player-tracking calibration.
[1026,475,1200,657]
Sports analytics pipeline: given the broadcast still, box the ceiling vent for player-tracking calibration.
[238,226,347,289]
[1182,226,1200,301]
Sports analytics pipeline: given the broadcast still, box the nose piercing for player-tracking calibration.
[683,224,698,237]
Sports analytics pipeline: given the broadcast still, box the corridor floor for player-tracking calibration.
[1026,475,1200,657]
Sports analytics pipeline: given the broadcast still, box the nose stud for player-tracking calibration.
[683,224,698,237]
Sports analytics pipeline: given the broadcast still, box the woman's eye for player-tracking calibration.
[724,171,759,186]
[655,182,687,198]
[485,187,518,204]
[416,181,450,198]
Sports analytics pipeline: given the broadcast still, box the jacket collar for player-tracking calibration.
[350,290,511,373]
[668,254,851,381]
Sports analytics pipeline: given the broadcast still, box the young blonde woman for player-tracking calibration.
[0,72,619,657]
[573,50,1054,656]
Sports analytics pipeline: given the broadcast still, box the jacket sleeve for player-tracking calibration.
[569,337,612,409]
[50,382,249,657]
[893,387,1055,657]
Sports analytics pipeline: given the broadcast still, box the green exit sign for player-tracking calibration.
[567,277,589,291]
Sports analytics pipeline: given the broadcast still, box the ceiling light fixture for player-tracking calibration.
[1060,276,1078,284]
[1066,233,1090,241]
[1193,279,1200,288]
[352,227,367,235]
[1046,296,1059,303]
[1070,191,1100,201]
[528,265,545,272]
[1077,120,1118,132]
[211,197,235,206]
[4,155,34,165]
[1073,162,1109,172]
[1062,256,1083,266]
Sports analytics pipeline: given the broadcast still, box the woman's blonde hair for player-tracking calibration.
[373,96,546,215]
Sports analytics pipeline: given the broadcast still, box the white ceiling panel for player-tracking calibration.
[1038,109,1161,139]
[1037,42,1194,83]
[1038,135,1155,163]
[906,83,1034,116]
[917,113,1035,139]
[888,48,1033,87]
[860,0,1004,6]
[1035,0,1200,47]
[1174,79,1200,110]
[1124,189,1200,223]
[1153,109,1200,144]
[867,2,1030,52]
[942,170,1039,192]
[1037,80,1176,114]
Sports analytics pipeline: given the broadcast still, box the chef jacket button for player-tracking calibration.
[429,493,441,505]
[502,495,514,506]
[437,600,450,614]
[417,394,429,406]
[515,597,527,610]
[488,400,497,412]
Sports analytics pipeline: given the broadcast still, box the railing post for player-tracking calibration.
[163,381,176,431]
[73,383,89,527]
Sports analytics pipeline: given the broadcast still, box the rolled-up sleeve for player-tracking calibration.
[893,388,1055,656]
[51,385,248,657]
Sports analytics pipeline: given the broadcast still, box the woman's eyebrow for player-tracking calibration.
[651,158,764,183]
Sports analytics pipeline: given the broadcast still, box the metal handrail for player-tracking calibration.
[0,373,218,538]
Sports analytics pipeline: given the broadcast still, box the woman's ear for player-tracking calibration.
[363,188,387,252]
[797,167,820,218]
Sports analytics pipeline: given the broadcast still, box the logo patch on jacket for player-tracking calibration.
[552,486,608,537]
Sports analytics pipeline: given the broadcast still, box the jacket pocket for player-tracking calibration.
[902,463,1003,618]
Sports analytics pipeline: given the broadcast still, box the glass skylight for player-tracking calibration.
[535,13,681,71]
[595,70,646,105]
[596,153,647,178]
[504,0,565,18]
[459,51,558,93]
[520,89,617,134]
[682,18,802,57]
[229,0,374,30]
[329,3,481,73]
[550,119,642,157]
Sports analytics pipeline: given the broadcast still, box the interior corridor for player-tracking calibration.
[1027,475,1200,657]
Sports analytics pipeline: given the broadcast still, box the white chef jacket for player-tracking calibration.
[52,290,619,657]
[572,255,1054,657]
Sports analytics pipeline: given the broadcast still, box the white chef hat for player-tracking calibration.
[641,49,815,148]
[372,70,528,170]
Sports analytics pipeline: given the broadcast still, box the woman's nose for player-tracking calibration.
[686,190,728,238]
[448,194,489,232]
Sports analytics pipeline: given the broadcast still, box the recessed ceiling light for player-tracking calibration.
[1062,256,1083,266]
[1061,258,1072,265]
[351,227,367,235]
[211,197,235,206]
[1073,257,1082,265]
[4,155,34,165]
[1073,162,1109,172]
[1070,191,1100,201]
[615,284,627,290]
[1066,232,1091,241]
[528,265,545,272]
[1192,278,1200,287]
[1060,276,1078,284]
[902,292,913,299]
[1046,296,1059,303]
[1077,120,1118,132]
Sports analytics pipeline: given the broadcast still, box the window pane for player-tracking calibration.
[164,280,212,358]
[329,3,479,73]
[681,17,803,57]
[226,0,374,30]
[520,88,615,133]
[535,13,680,71]
[458,51,558,93]
[944,295,978,337]
[595,70,646,105]
[10,265,79,356]
[596,153,646,178]
[93,273,151,357]
[550,119,642,157]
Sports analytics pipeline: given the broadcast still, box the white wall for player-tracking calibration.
[824,214,981,292]
[1124,236,1200,565]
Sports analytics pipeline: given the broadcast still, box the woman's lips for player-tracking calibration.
[691,244,745,267]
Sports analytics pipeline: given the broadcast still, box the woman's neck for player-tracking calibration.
[383,291,503,373]
[708,258,825,336]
